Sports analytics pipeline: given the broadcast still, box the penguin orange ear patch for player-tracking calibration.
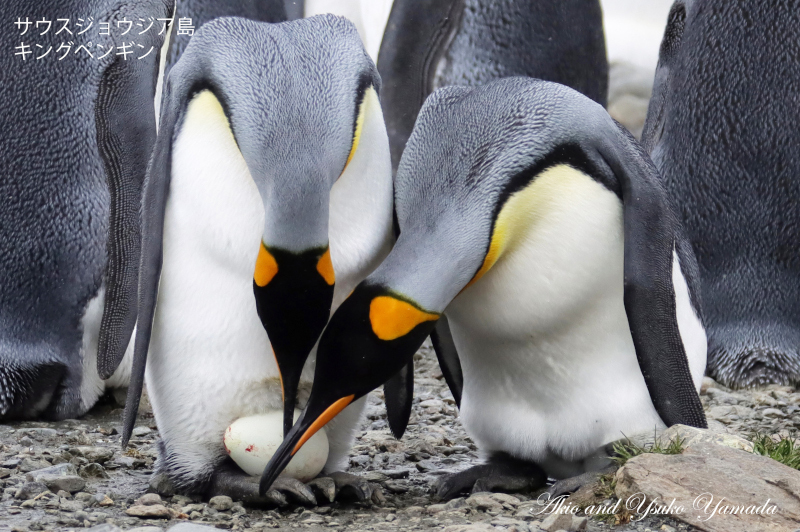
[254,244,278,287]
[316,249,335,286]
[369,296,439,341]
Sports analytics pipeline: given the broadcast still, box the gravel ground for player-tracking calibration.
[3,342,797,532]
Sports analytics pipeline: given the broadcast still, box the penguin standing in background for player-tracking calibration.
[258,78,707,498]
[122,16,394,503]
[0,0,170,419]
[376,0,609,438]
[642,0,800,388]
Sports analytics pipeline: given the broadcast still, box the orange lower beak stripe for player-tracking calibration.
[292,395,355,455]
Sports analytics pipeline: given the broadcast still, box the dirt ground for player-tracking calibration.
[0,343,735,532]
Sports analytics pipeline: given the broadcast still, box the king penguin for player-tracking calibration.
[0,0,170,420]
[258,78,708,499]
[642,0,800,388]
[374,0,608,437]
[122,15,394,503]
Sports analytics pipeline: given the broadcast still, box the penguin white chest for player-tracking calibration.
[147,91,284,454]
[446,165,664,478]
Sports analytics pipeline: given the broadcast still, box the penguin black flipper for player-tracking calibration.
[640,1,688,154]
[97,0,174,380]
[430,316,463,407]
[121,75,186,446]
[377,0,465,173]
[598,124,707,429]
[383,359,414,439]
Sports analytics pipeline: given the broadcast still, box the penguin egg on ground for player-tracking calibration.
[223,411,328,482]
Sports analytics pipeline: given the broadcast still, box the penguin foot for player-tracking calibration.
[545,466,617,498]
[208,461,316,507]
[311,471,374,503]
[434,452,547,501]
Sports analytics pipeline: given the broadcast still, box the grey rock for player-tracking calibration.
[14,481,48,500]
[18,458,51,473]
[467,492,503,511]
[86,525,121,532]
[128,528,163,532]
[132,426,153,437]
[73,446,114,463]
[126,504,172,518]
[208,495,233,511]
[442,524,496,532]
[540,513,575,531]
[136,493,162,506]
[168,524,221,532]
[615,441,800,532]
[80,463,109,478]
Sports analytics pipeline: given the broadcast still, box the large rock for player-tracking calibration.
[615,441,800,532]
[26,463,86,493]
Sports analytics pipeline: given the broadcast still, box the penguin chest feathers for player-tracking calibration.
[446,165,665,472]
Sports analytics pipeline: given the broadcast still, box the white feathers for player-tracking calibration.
[672,250,707,391]
[445,167,665,479]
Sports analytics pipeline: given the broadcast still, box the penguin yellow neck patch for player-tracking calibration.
[465,164,594,289]
[254,244,278,287]
[369,296,439,341]
[292,395,354,455]
[343,87,373,173]
[316,249,335,286]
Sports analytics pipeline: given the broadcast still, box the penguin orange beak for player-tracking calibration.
[259,394,354,494]
[253,244,336,437]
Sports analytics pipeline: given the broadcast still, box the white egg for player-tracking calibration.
[223,410,328,482]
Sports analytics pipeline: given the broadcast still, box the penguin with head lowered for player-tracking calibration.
[121,15,394,503]
[375,0,608,435]
[642,0,800,388]
[258,78,708,498]
[0,0,170,420]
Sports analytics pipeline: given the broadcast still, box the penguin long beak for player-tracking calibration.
[253,243,336,437]
[259,394,354,495]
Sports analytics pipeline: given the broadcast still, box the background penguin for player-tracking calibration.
[123,16,394,503]
[641,0,800,388]
[0,0,170,419]
[257,78,707,499]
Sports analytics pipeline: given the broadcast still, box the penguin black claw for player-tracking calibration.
[434,453,547,501]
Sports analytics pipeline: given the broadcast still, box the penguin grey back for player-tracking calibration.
[378,0,607,174]
[0,0,170,418]
[642,0,800,387]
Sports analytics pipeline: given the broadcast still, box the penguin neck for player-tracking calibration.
[327,90,395,312]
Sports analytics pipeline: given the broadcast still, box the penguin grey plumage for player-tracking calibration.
[375,0,608,436]
[0,0,170,419]
[257,78,707,499]
[642,0,800,388]
[123,15,394,502]
[98,0,292,382]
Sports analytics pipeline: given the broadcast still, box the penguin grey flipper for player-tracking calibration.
[640,1,689,154]
[434,452,547,501]
[97,0,174,380]
[430,315,463,407]
[383,359,413,438]
[377,0,465,172]
[598,124,706,429]
[121,76,182,446]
